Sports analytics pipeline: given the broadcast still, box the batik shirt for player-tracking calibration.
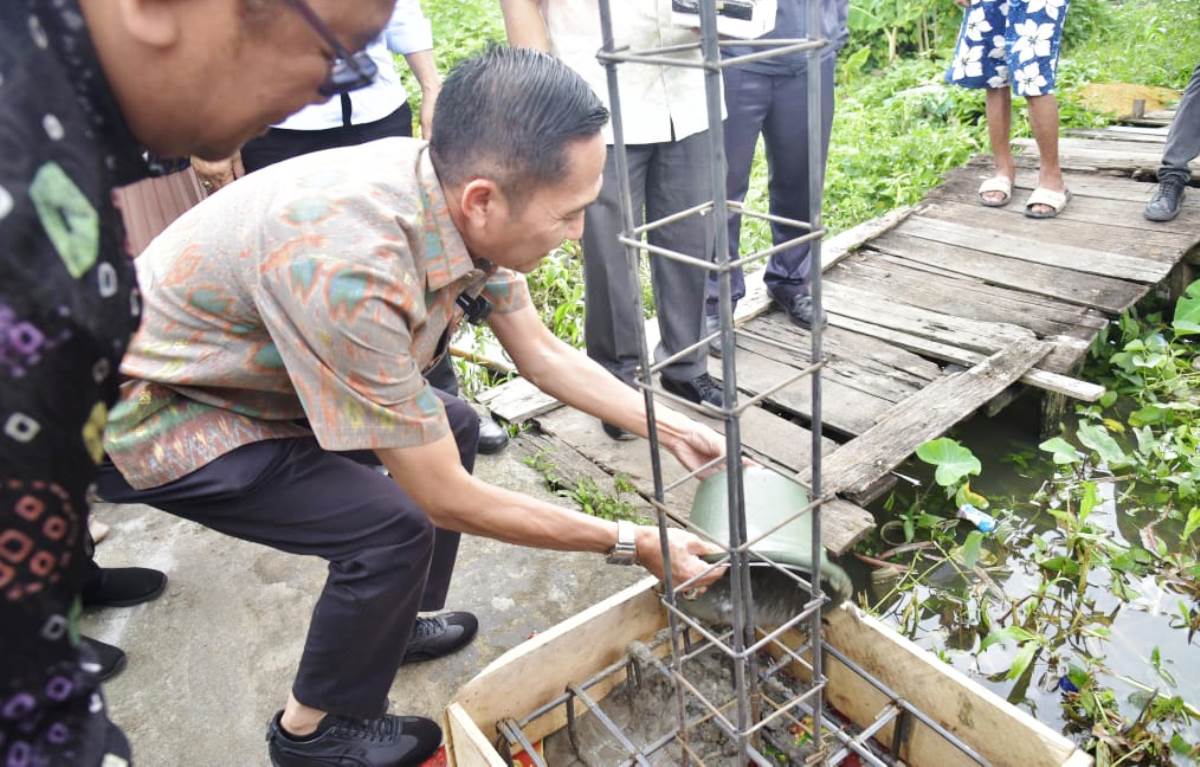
[1,2,153,764]
[104,138,529,489]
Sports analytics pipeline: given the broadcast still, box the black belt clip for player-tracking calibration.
[456,293,493,325]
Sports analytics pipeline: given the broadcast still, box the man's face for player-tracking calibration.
[475,135,607,274]
[133,0,392,159]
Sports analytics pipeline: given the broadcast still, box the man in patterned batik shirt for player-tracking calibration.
[98,48,727,767]
[0,1,394,764]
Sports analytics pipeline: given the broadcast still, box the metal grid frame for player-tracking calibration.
[494,1,992,763]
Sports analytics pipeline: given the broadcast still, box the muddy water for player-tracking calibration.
[847,396,1199,743]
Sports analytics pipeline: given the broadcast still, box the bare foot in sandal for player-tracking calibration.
[1027,168,1067,217]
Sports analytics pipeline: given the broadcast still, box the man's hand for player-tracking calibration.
[635,525,726,591]
[192,153,244,194]
[668,420,726,478]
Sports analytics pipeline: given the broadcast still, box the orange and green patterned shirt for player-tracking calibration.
[104,138,528,489]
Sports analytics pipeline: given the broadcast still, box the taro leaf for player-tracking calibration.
[1174,282,1200,336]
[1006,642,1039,682]
[1183,507,1200,543]
[916,437,981,487]
[1129,404,1168,427]
[955,482,989,510]
[1079,481,1099,523]
[1099,390,1118,408]
[1039,436,1083,465]
[1076,422,1130,467]
[956,531,984,569]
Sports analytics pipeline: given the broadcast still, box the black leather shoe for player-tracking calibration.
[602,421,636,441]
[661,372,724,407]
[477,415,509,455]
[1145,177,1186,222]
[775,292,825,330]
[81,635,127,681]
[267,710,441,767]
[82,567,167,608]
[402,612,479,664]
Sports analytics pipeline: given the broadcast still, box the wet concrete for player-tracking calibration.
[84,438,645,766]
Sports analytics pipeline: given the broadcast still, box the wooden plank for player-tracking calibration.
[1014,136,1196,174]
[445,703,507,767]
[932,167,1200,237]
[511,429,655,517]
[736,317,938,400]
[868,232,1149,313]
[734,206,915,324]
[824,280,1036,354]
[451,577,667,745]
[771,605,1087,767]
[748,313,943,386]
[818,339,1049,501]
[709,343,892,436]
[1065,127,1168,144]
[476,377,559,424]
[905,208,1176,279]
[828,252,1106,339]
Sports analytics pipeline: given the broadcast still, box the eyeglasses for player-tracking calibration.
[285,0,378,96]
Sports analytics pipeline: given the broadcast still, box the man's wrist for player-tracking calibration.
[605,519,639,565]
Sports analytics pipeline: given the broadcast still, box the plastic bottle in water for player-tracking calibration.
[956,504,996,533]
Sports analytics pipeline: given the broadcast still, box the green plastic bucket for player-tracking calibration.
[680,465,852,626]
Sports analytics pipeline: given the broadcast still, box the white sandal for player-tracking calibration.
[1024,187,1071,219]
[978,175,1013,207]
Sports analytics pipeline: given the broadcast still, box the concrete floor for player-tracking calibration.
[85,440,644,766]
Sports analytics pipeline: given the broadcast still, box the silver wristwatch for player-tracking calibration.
[606,520,638,565]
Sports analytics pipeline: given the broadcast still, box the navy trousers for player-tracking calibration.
[705,59,836,312]
[95,388,477,718]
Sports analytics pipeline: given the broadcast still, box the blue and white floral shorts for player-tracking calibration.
[945,0,1070,97]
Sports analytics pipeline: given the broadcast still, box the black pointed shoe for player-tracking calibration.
[267,710,442,767]
[82,566,167,608]
[402,612,479,664]
[661,372,724,408]
[80,635,127,681]
[477,415,509,455]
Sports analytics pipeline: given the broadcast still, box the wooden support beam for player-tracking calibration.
[818,339,1050,502]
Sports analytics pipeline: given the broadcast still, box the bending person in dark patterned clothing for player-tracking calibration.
[0,1,394,764]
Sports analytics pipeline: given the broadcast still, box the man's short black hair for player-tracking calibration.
[430,45,609,201]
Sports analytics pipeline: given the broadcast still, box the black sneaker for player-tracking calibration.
[80,635,127,681]
[402,612,479,664]
[661,372,724,407]
[267,710,441,767]
[82,566,167,608]
[1144,176,1186,222]
[477,415,509,455]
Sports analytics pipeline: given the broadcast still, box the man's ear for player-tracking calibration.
[113,0,183,48]
[459,178,505,230]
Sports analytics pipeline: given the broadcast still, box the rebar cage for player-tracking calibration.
[494,1,992,764]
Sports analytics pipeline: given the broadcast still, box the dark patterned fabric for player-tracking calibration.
[1,1,151,763]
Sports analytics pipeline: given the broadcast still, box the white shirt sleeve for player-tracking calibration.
[385,0,434,55]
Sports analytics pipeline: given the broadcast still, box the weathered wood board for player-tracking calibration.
[868,232,1149,313]
[818,339,1050,503]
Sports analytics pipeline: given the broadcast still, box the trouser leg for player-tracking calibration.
[1160,61,1200,184]
[706,67,773,315]
[94,391,474,717]
[645,131,717,382]
[761,57,836,297]
[582,145,651,381]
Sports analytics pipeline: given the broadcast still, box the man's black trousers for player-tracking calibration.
[95,388,477,717]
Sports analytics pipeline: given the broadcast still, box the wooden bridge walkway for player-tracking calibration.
[477,110,1199,555]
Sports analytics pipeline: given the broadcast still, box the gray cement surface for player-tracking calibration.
[84,439,645,766]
